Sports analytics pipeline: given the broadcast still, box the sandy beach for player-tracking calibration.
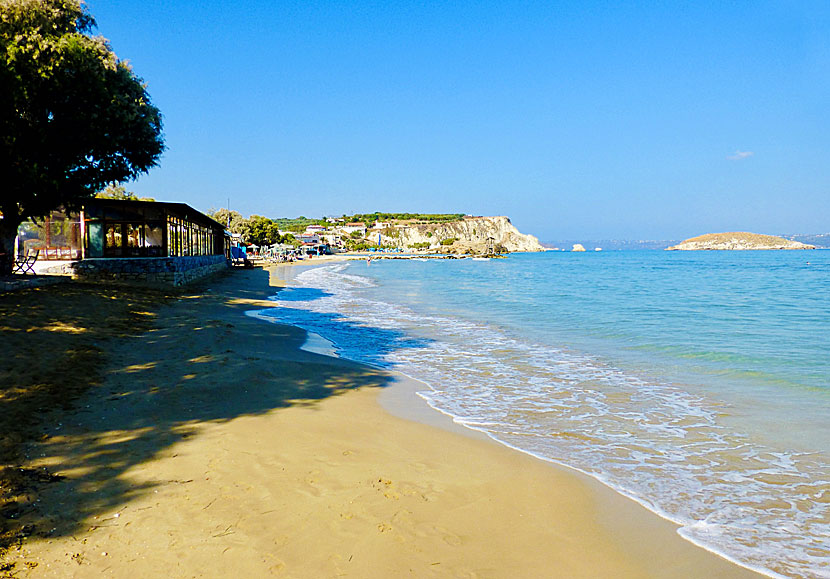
[0,265,762,578]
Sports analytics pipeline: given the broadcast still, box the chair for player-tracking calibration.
[12,250,39,275]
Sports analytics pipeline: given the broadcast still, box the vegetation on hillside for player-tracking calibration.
[348,212,465,224]
[271,217,328,232]
[203,209,470,249]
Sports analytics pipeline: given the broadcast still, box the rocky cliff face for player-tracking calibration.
[666,232,816,251]
[374,216,544,253]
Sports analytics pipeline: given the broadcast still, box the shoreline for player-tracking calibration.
[385,378,776,578]
[5,265,762,577]
[255,262,766,577]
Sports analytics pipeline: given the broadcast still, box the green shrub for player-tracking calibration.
[440,238,457,246]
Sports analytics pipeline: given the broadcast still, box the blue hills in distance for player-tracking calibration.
[542,233,830,251]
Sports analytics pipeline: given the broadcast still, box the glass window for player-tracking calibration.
[105,223,123,256]
[87,222,104,257]
[126,223,143,255]
[146,223,164,257]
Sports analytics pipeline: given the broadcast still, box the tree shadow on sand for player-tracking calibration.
[252,287,433,368]
[0,266,432,571]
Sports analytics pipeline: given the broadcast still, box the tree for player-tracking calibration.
[95,182,154,201]
[208,208,249,236]
[96,184,138,200]
[246,215,281,246]
[0,0,164,270]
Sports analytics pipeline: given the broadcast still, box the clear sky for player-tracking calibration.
[87,0,829,241]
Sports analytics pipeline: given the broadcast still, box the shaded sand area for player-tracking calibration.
[0,267,762,578]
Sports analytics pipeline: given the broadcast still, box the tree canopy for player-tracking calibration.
[94,183,155,202]
[207,209,298,247]
[0,0,164,263]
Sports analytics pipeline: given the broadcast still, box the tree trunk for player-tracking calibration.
[0,216,22,275]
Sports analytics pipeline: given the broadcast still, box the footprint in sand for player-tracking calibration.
[296,469,324,497]
[415,524,463,546]
[371,478,400,500]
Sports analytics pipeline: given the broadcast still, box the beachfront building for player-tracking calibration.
[293,232,321,245]
[16,198,228,286]
[320,231,344,249]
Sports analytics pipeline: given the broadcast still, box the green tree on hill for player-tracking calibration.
[0,0,164,271]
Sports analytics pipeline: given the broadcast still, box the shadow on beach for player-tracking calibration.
[254,285,433,368]
[0,266,425,570]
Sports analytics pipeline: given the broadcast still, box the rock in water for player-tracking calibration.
[572,244,587,252]
[666,232,816,251]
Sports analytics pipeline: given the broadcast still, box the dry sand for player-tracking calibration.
[2,266,761,577]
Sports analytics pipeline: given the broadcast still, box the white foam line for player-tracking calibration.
[403,376,784,579]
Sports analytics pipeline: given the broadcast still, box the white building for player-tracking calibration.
[339,222,367,236]
[321,232,343,247]
[296,233,320,244]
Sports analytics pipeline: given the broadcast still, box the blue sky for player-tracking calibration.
[88,1,829,241]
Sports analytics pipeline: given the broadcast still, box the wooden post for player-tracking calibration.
[80,208,86,260]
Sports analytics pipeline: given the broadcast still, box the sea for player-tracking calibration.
[254,251,829,578]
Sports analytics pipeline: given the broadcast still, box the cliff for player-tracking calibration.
[373,216,544,253]
[666,232,816,251]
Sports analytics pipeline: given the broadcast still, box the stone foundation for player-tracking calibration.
[71,255,229,287]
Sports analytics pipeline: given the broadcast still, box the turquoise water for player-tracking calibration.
[258,251,830,578]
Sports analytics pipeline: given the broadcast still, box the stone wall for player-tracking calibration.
[70,255,229,287]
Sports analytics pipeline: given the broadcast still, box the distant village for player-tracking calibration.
[227,218,373,258]
[213,211,476,259]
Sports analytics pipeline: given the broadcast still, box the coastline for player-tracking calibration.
[4,264,761,577]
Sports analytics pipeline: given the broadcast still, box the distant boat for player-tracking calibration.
[472,257,490,261]
[595,247,602,251]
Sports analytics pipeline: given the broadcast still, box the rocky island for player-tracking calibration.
[666,232,816,251]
